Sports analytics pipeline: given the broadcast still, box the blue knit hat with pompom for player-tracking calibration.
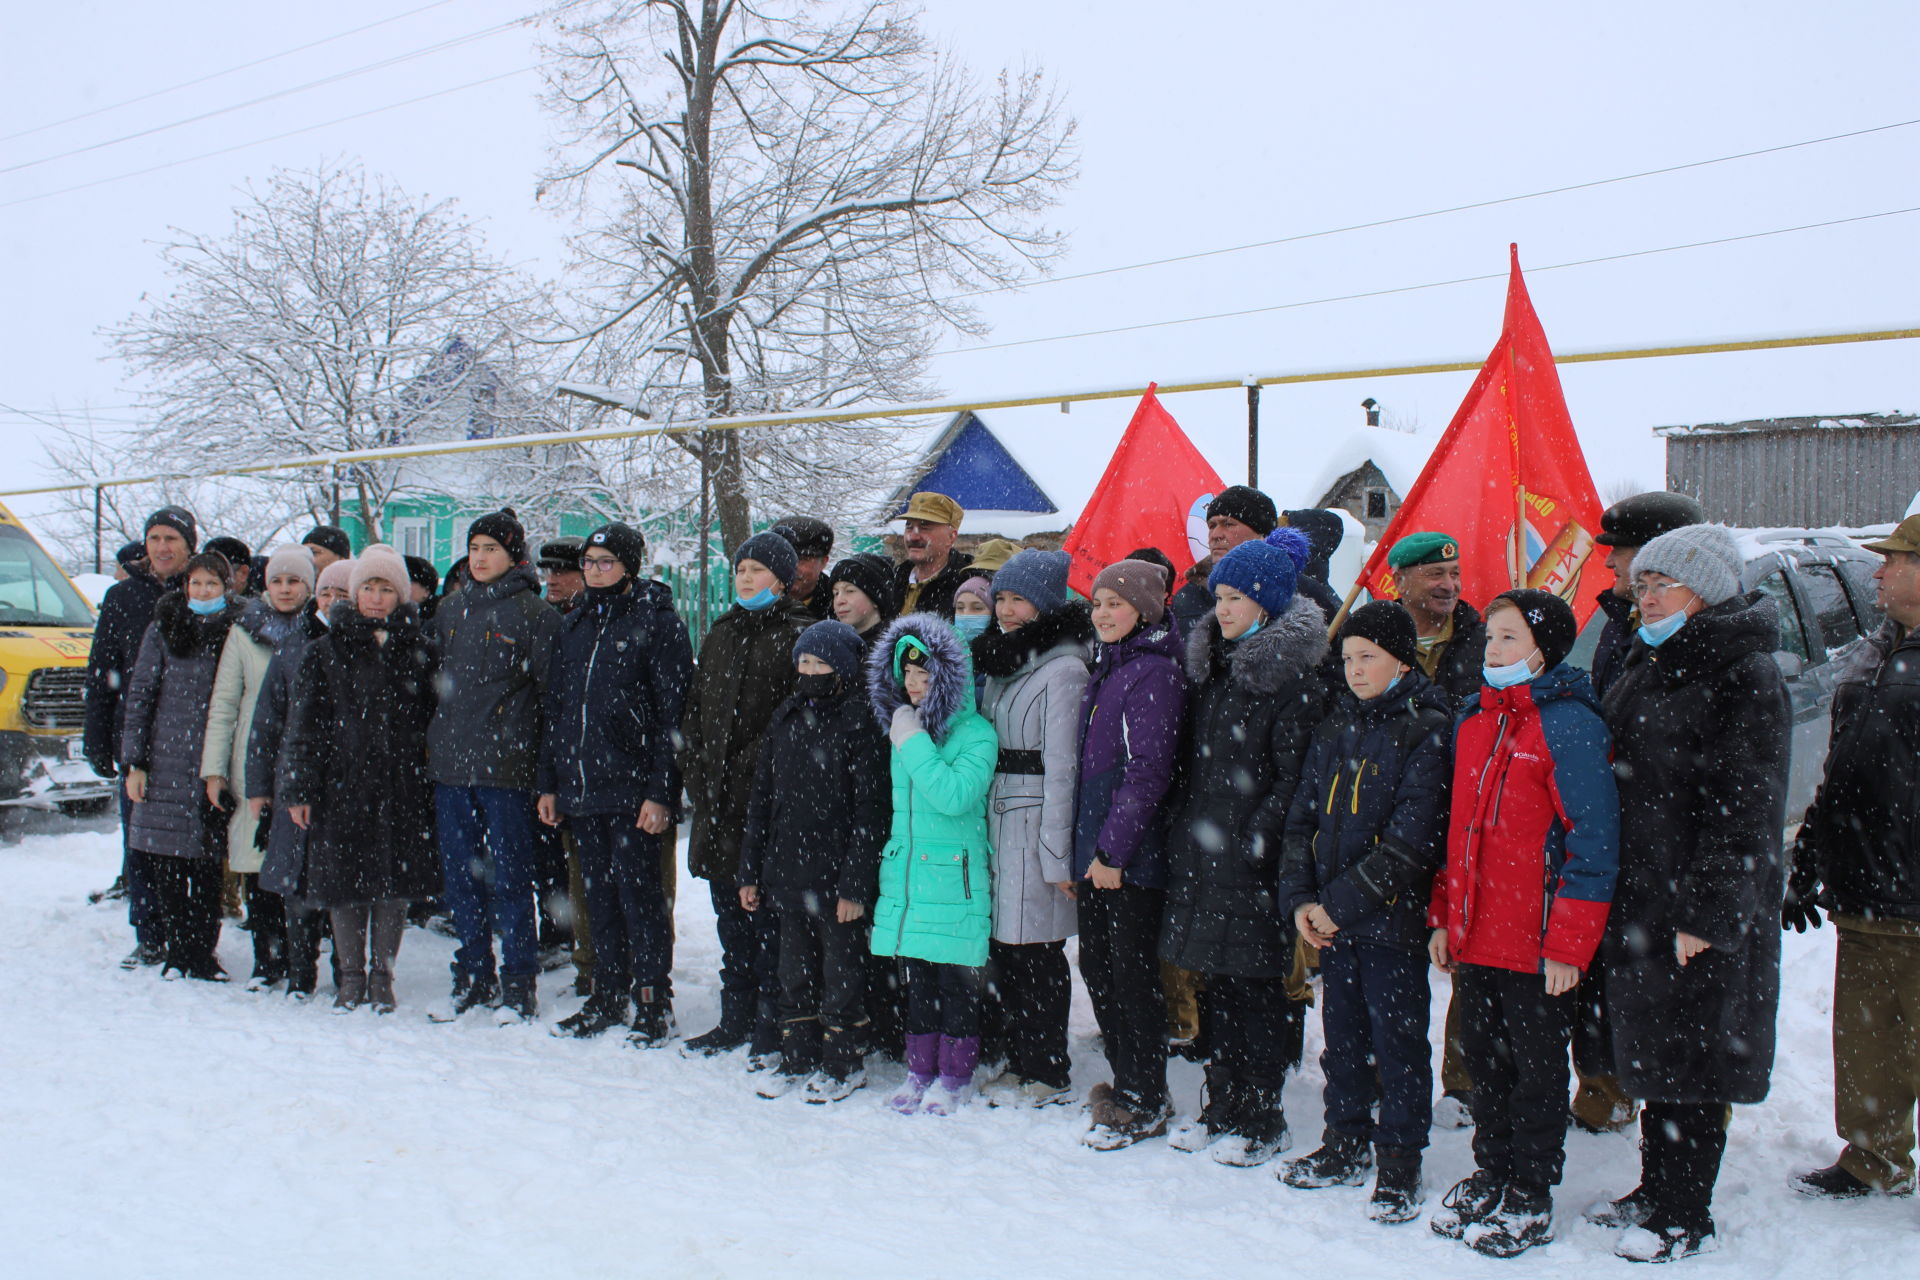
[1208,537,1299,618]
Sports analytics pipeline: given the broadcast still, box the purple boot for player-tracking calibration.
[889,1033,939,1114]
[923,1035,980,1116]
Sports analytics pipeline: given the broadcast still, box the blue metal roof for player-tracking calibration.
[892,412,1057,516]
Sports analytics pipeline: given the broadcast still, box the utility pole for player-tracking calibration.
[1244,378,1261,487]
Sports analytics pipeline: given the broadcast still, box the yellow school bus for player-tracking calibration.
[0,501,113,812]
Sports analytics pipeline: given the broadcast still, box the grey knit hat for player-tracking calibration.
[1631,523,1743,606]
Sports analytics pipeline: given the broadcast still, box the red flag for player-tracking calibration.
[1064,384,1225,597]
[1358,247,1610,624]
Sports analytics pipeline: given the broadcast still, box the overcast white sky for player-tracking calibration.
[2,0,1915,532]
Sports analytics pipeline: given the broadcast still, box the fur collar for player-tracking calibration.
[235,596,322,649]
[153,589,241,659]
[970,601,1094,679]
[868,611,974,743]
[1184,594,1328,695]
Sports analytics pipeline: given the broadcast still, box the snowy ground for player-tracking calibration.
[3,817,1915,1279]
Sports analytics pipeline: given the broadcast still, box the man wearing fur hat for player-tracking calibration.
[428,509,562,1024]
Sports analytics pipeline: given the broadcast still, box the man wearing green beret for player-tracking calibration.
[1389,531,1487,711]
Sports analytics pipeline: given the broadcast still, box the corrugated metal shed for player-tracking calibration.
[1657,411,1920,527]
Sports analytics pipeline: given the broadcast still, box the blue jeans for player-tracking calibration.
[572,813,671,995]
[436,784,540,982]
[1319,940,1434,1150]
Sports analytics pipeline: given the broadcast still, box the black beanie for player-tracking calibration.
[734,531,798,588]
[1489,589,1578,671]
[1339,600,1420,670]
[584,522,648,580]
[145,506,199,550]
[203,535,251,567]
[404,555,440,596]
[115,541,145,569]
[772,515,834,559]
[301,525,352,559]
[467,509,527,563]
[828,553,898,621]
[1205,485,1279,537]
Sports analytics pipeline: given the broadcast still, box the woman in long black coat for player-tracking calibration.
[1160,538,1330,1165]
[119,553,243,979]
[282,547,440,1014]
[1593,525,1789,1262]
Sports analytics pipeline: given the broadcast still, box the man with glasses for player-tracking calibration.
[1591,493,1703,699]
[538,523,694,1045]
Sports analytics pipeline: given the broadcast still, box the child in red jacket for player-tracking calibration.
[1427,590,1620,1258]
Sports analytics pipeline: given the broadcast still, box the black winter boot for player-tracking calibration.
[746,998,782,1072]
[496,975,538,1025]
[554,988,630,1039]
[1367,1146,1424,1223]
[682,999,752,1056]
[1281,1129,1372,1188]
[1214,1085,1290,1167]
[1466,1183,1554,1258]
[1431,1169,1505,1239]
[1170,1065,1238,1153]
[627,986,673,1048]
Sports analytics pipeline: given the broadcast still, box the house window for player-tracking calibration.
[391,518,432,560]
[1365,488,1389,519]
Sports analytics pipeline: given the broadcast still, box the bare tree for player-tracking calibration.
[537,0,1076,550]
[108,162,552,543]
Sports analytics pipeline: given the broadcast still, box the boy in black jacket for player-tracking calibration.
[737,621,891,1102]
[1277,601,1453,1222]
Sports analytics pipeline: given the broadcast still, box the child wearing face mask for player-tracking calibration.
[1278,601,1453,1221]
[736,621,891,1102]
[1426,589,1620,1258]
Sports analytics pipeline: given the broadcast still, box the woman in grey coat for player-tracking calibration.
[119,552,243,980]
[970,550,1092,1104]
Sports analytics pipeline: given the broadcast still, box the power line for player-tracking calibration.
[935,206,1920,356]
[0,62,554,212]
[0,6,569,178]
[0,0,466,146]
[944,116,1920,302]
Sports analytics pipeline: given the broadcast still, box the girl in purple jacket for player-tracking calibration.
[1075,558,1186,1150]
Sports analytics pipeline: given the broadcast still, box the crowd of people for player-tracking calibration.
[79,486,1920,1263]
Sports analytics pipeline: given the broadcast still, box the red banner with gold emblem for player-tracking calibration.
[1358,246,1610,624]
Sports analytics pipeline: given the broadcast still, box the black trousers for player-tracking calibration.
[864,947,905,1057]
[243,874,286,979]
[777,903,868,1032]
[1207,972,1296,1091]
[573,815,671,995]
[282,895,327,993]
[902,958,986,1038]
[533,817,573,946]
[1077,884,1168,1110]
[1641,1102,1729,1229]
[990,939,1072,1089]
[1320,941,1433,1149]
[1457,962,1576,1191]
[708,878,780,1024]
[146,853,222,971]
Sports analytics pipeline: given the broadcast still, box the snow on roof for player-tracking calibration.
[1653,410,1917,439]
[1288,424,1440,508]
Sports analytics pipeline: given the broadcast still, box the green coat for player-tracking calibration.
[867,613,998,968]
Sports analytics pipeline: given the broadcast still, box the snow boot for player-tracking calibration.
[1214,1086,1290,1167]
[1281,1130,1372,1188]
[495,975,538,1025]
[1367,1146,1424,1223]
[683,997,753,1057]
[366,902,403,1014]
[1082,1091,1170,1150]
[804,1063,867,1104]
[746,1000,782,1072]
[1788,1163,1877,1200]
[120,940,165,971]
[1430,1170,1506,1239]
[1170,1066,1239,1153]
[1464,1183,1554,1258]
[1615,1216,1718,1264]
[889,1033,940,1114]
[776,1017,823,1077]
[428,968,498,1022]
[627,987,674,1048]
[555,989,629,1038]
[332,973,366,1014]
[922,1035,979,1116]
[1585,1185,1657,1228]
[756,1061,812,1100]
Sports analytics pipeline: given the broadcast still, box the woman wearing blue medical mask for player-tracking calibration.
[118,551,244,981]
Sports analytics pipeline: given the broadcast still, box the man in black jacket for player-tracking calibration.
[85,505,197,969]
[772,516,836,621]
[1590,492,1702,698]
[429,510,562,1023]
[890,492,974,619]
[1786,514,1920,1200]
[538,522,693,1045]
[1170,485,1278,634]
